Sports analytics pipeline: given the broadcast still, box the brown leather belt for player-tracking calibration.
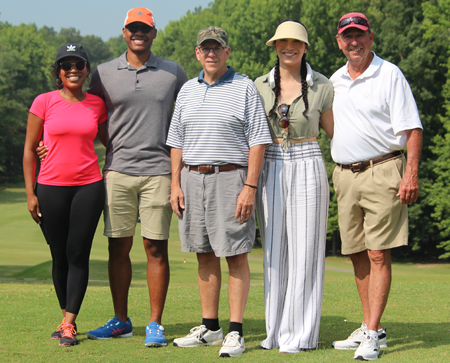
[185,164,245,174]
[337,151,403,173]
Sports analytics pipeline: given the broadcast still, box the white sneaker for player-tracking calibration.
[354,330,380,361]
[378,328,388,349]
[333,323,388,350]
[173,325,223,348]
[219,331,245,357]
[279,345,300,353]
[332,323,368,350]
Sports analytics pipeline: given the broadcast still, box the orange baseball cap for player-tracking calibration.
[124,7,155,28]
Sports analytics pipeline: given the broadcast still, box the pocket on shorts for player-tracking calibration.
[383,157,404,187]
[332,166,340,196]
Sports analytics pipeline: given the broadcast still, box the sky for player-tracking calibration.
[1,1,213,41]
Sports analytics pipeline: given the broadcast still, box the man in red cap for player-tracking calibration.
[330,12,423,361]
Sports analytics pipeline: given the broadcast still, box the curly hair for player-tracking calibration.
[51,59,91,90]
[268,20,310,121]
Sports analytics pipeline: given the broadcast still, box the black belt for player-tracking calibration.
[185,164,245,174]
[337,151,403,173]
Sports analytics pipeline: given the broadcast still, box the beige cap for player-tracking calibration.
[266,21,309,46]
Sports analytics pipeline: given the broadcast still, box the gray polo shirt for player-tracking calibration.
[88,52,188,176]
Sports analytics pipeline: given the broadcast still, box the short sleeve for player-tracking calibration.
[321,81,334,113]
[29,93,48,120]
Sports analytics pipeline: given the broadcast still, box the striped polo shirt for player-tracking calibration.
[167,67,272,165]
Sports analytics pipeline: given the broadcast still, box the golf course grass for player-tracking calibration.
[1,185,449,362]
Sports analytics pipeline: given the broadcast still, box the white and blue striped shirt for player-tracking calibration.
[167,67,272,165]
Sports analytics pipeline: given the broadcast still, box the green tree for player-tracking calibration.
[423,0,450,259]
[0,22,54,183]
[106,34,128,58]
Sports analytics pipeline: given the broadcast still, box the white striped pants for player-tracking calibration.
[255,142,329,350]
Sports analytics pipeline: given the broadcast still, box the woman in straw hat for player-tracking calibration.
[254,20,334,353]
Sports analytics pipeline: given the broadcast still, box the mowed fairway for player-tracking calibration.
[1,187,449,362]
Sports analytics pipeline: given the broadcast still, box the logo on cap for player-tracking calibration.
[67,45,76,52]
[138,11,142,15]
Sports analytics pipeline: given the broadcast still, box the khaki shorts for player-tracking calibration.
[103,170,172,240]
[332,155,408,255]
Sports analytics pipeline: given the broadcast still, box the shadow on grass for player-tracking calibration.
[129,318,267,344]
[2,258,265,284]
[0,188,27,204]
[104,318,450,353]
[320,317,450,352]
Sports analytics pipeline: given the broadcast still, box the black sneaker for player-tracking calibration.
[51,318,77,340]
[59,323,78,347]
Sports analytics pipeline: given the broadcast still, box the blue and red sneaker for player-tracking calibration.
[145,322,167,347]
[87,317,133,340]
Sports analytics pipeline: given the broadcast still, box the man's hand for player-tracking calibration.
[397,128,422,205]
[397,171,419,205]
[36,141,48,161]
[235,186,256,223]
[170,185,185,218]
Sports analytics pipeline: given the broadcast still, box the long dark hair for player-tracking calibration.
[51,59,91,90]
[268,20,310,121]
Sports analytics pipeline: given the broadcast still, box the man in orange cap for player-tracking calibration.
[84,7,188,346]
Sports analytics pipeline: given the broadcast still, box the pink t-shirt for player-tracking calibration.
[30,90,107,186]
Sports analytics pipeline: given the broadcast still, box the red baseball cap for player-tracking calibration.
[337,12,370,34]
[124,7,155,28]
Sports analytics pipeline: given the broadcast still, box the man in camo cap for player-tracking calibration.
[167,26,271,357]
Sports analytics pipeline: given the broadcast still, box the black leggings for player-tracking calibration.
[36,180,104,315]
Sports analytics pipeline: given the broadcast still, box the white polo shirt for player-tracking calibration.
[330,52,422,164]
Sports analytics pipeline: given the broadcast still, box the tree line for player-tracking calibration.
[1,0,449,259]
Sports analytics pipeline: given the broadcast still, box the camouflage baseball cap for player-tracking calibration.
[197,26,228,47]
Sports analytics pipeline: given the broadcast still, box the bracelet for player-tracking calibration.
[244,183,257,189]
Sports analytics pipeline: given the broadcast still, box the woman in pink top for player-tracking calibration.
[23,44,107,347]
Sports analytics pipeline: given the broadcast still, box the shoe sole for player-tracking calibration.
[354,354,379,361]
[87,332,133,340]
[145,342,168,347]
[219,350,244,357]
[333,339,387,351]
[332,342,359,350]
[173,339,223,348]
[59,342,79,347]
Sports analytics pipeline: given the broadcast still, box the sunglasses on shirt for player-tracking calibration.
[60,61,87,72]
[278,104,290,129]
[337,16,370,29]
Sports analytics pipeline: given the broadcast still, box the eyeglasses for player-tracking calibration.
[338,16,370,29]
[198,46,226,55]
[126,23,153,34]
[60,61,87,72]
[278,104,290,129]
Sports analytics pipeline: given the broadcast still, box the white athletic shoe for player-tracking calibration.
[354,330,380,361]
[332,323,388,350]
[219,331,245,357]
[279,345,300,353]
[377,328,388,349]
[173,325,223,348]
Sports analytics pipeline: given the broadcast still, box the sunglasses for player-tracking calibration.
[126,23,153,34]
[338,16,370,29]
[60,61,87,72]
[278,104,290,129]
[198,47,226,55]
